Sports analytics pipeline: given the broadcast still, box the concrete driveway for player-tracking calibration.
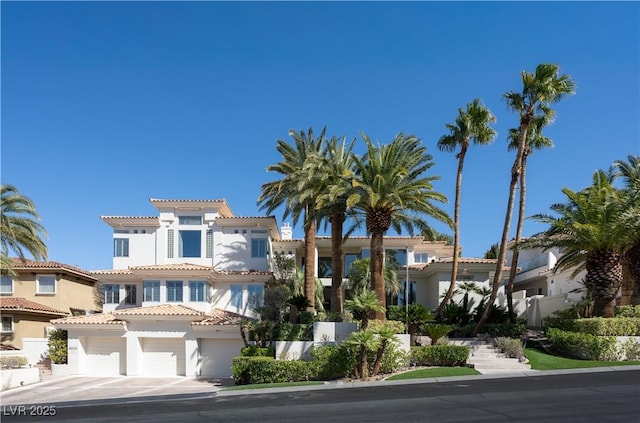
[0,374,230,406]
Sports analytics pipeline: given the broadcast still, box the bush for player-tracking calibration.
[494,337,524,359]
[275,323,313,341]
[572,317,640,336]
[368,342,408,375]
[437,303,471,326]
[369,319,404,334]
[546,328,617,360]
[482,322,528,338]
[620,339,640,360]
[48,329,68,364]
[410,345,469,367]
[420,323,453,345]
[231,356,318,385]
[0,356,28,369]
[310,344,356,380]
[615,305,640,318]
[241,345,275,357]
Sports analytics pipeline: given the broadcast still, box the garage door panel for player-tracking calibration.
[200,339,244,378]
[85,337,126,376]
[141,338,185,377]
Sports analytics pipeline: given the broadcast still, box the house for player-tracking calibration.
[52,197,506,379]
[1,258,99,363]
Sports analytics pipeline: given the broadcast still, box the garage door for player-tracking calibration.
[141,338,185,377]
[199,339,244,378]
[85,337,126,376]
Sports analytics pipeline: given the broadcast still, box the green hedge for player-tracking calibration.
[572,317,640,336]
[546,328,618,360]
[232,356,319,385]
[410,345,469,367]
[615,305,640,318]
[0,356,28,369]
[241,345,275,357]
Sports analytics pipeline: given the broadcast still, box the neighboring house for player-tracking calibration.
[52,198,506,379]
[0,258,99,350]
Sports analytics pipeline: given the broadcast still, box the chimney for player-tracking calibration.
[280,222,292,240]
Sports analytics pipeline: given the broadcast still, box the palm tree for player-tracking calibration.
[483,242,500,259]
[258,128,327,311]
[1,184,48,276]
[473,64,575,335]
[314,136,357,314]
[436,99,497,315]
[505,111,554,321]
[345,289,385,331]
[612,155,640,305]
[422,230,454,246]
[348,133,452,320]
[522,170,636,317]
[347,257,400,299]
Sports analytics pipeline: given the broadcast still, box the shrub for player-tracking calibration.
[48,329,68,364]
[420,323,453,345]
[241,345,275,357]
[615,305,640,318]
[410,345,469,367]
[437,303,471,326]
[494,337,524,359]
[546,328,617,360]
[0,356,28,369]
[369,319,404,334]
[473,304,510,324]
[482,322,527,338]
[310,344,356,380]
[231,356,318,385]
[275,323,313,341]
[620,339,640,360]
[368,342,408,375]
[572,317,640,336]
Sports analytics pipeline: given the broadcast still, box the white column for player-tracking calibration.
[125,334,142,376]
[185,336,199,377]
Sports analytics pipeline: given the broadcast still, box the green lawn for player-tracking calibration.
[223,381,325,391]
[386,367,480,380]
[524,345,640,370]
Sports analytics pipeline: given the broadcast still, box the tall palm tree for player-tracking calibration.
[522,170,637,317]
[314,136,357,314]
[436,99,497,315]
[258,127,327,312]
[422,230,454,246]
[473,63,575,335]
[483,242,500,259]
[505,111,554,321]
[612,155,640,305]
[348,133,452,320]
[1,184,48,276]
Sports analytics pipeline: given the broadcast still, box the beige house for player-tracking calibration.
[1,258,99,349]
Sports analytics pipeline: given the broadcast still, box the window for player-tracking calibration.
[104,284,120,304]
[114,229,129,234]
[344,253,360,277]
[318,257,332,278]
[397,281,416,306]
[230,284,243,309]
[1,315,13,333]
[179,230,201,257]
[114,238,129,257]
[248,285,264,308]
[251,239,267,258]
[36,275,56,294]
[251,229,267,234]
[179,216,202,225]
[167,229,175,258]
[206,229,213,258]
[167,281,183,302]
[414,253,429,263]
[189,281,206,302]
[0,275,13,294]
[125,284,137,305]
[143,280,160,302]
[385,249,407,267]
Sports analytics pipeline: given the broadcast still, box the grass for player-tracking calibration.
[524,342,640,370]
[223,381,324,391]
[386,367,480,380]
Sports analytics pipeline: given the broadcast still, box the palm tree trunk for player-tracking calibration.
[507,153,528,323]
[330,212,345,314]
[371,340,388,377]
[304,216,316,313]
[370,230,386,321]
[472,117,531,336]
[437,144,467,315]
[585,251,623,317]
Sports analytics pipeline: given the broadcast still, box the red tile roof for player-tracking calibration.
[213,269,272,276]
[112,304,204,317]
[0,297,68,316]
[129,263,213,271]
[193,309,247,326]
[9,258,96,280]
[51,312,124,326]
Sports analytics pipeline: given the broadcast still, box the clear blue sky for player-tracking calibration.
[2,2,639,271]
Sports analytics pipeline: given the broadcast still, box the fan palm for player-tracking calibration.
[258,127,327,311]
[522,170,636,317]
[474,63,575,335]
[348,133,452,320]
[436,99,496,315]
[1,184,48,276]
[505,110,554,321]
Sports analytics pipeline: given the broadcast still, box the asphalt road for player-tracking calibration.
[2,370,639,423]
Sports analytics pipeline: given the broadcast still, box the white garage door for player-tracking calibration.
[85,337,126,376]
[141,338,185,377]
[199,339,244,378]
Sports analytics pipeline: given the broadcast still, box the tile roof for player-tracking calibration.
[149,198,227,203]
[9,258,96,280]
[99,216,158,220]
[434,258,499,264]
[91,268,134,275]
[129,263,213,271]
[112,304,204,316]
[216,216,276,220]
[0,297,68,316]
[193,308,248,326]
[51,312,124,326]
[213,269,272,276]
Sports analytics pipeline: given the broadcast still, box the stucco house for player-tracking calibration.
[52,198,506,378]
[1,258,99,351]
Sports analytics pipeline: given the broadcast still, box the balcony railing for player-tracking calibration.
[517,254,549,274]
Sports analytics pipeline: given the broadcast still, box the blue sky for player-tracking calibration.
[2,2,639,271]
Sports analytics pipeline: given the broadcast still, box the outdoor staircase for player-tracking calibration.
[450,338,532,375]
